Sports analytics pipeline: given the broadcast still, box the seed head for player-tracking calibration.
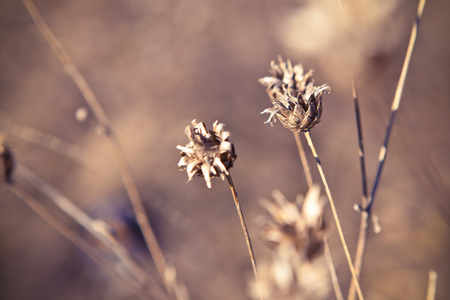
[259,57,330,131]
[259,185,326,261]
[177,120,236,188]
[258,56,314,100]
[261,84,330,131]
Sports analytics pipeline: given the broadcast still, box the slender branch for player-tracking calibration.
[348,79,370,300]
[303,131,364,300]
[293,132,343,300]
[226,174,263,300]
[9,185,163,300]
[14,164,168,299]
[366,0,427,213]
[426,270,437,300]
[22,0,169,288]
[324,236,344,300]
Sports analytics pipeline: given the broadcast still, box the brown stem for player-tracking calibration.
[226,174,263,300]
[22,0,170,290]
[304,131,364,300]
[293,131,343,300]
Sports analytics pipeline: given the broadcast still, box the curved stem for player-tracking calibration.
[294,131,313,188]
[304,131,364,300]
[226,174,263,300]
[22,0,170,290]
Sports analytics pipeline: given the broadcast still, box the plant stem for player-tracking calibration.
[303,131,364,300]
[348,79,370,300]
[293,132,343,300]
[366,0,427,213]
[426,270,437,300]
[22,0,170,290]
[226,174,263,300]
[294,132,314,188]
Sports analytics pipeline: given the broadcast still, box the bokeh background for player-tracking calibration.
[1,0,449,299]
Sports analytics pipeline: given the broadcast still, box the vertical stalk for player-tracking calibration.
[304,131,364,300]
[293,132,343,300]
[226,174,263,300]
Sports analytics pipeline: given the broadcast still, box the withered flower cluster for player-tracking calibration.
[249,186,329,299]
[259,56,330,131]
[177,120,236,188]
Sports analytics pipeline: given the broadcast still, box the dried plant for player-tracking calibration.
[177,119,236,189]
[259,57,330,131]
[249,186,330,300]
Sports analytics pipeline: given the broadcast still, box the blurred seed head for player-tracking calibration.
[249,185,329,299]
[177,120,236,188]
[260,185,326,261]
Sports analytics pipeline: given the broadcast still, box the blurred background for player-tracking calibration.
[0,0,449,299]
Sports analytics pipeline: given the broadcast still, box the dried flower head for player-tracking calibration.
[249,186,330,300]
[259,185,326,261]
[259,57,330,131]
[177,120,236,188]
[0,136,14,184]
[261,84,330,131]
[258,56,314,99]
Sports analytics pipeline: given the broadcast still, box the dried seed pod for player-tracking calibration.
[258,56,314,100]
[261,83,330,131]
[177,120,236,188]
[259,185,326,261]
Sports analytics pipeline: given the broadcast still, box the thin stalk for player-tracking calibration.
[324,236,344,300]
[9,185,163,300]
[22,0,170,289]
[426,270,437,300]
[294,131,313,188]
[14,164,168,299]
[226,174,263,300]
[366,0,427,213]
[304,131,364,300]
[293,132,343,300]
[348,79,370,300]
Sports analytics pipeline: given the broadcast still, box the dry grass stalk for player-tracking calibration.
[177,120,262,300]
[348,0,427,298]
[426,270,438,300]
[21,1,187,297]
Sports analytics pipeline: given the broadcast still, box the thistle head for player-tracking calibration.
[259,185,326,261]
[258,56,314,100]
[177,120,236,188]
[259,57,330,131]
[261,84,330,132]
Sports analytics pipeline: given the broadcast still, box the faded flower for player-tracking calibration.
[248,186,330,300]
[260,185,326,261]
[261,84,330,131]
[177,120,236,188]
[259,57,330,131]
[258,56,314,99]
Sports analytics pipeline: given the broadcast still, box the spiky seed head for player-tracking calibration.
[261,83,330,131]
[259,57,330,131]
[258,56,314,100]
[177,120,236,188]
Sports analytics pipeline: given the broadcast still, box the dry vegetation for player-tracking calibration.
[1,0,449,299]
